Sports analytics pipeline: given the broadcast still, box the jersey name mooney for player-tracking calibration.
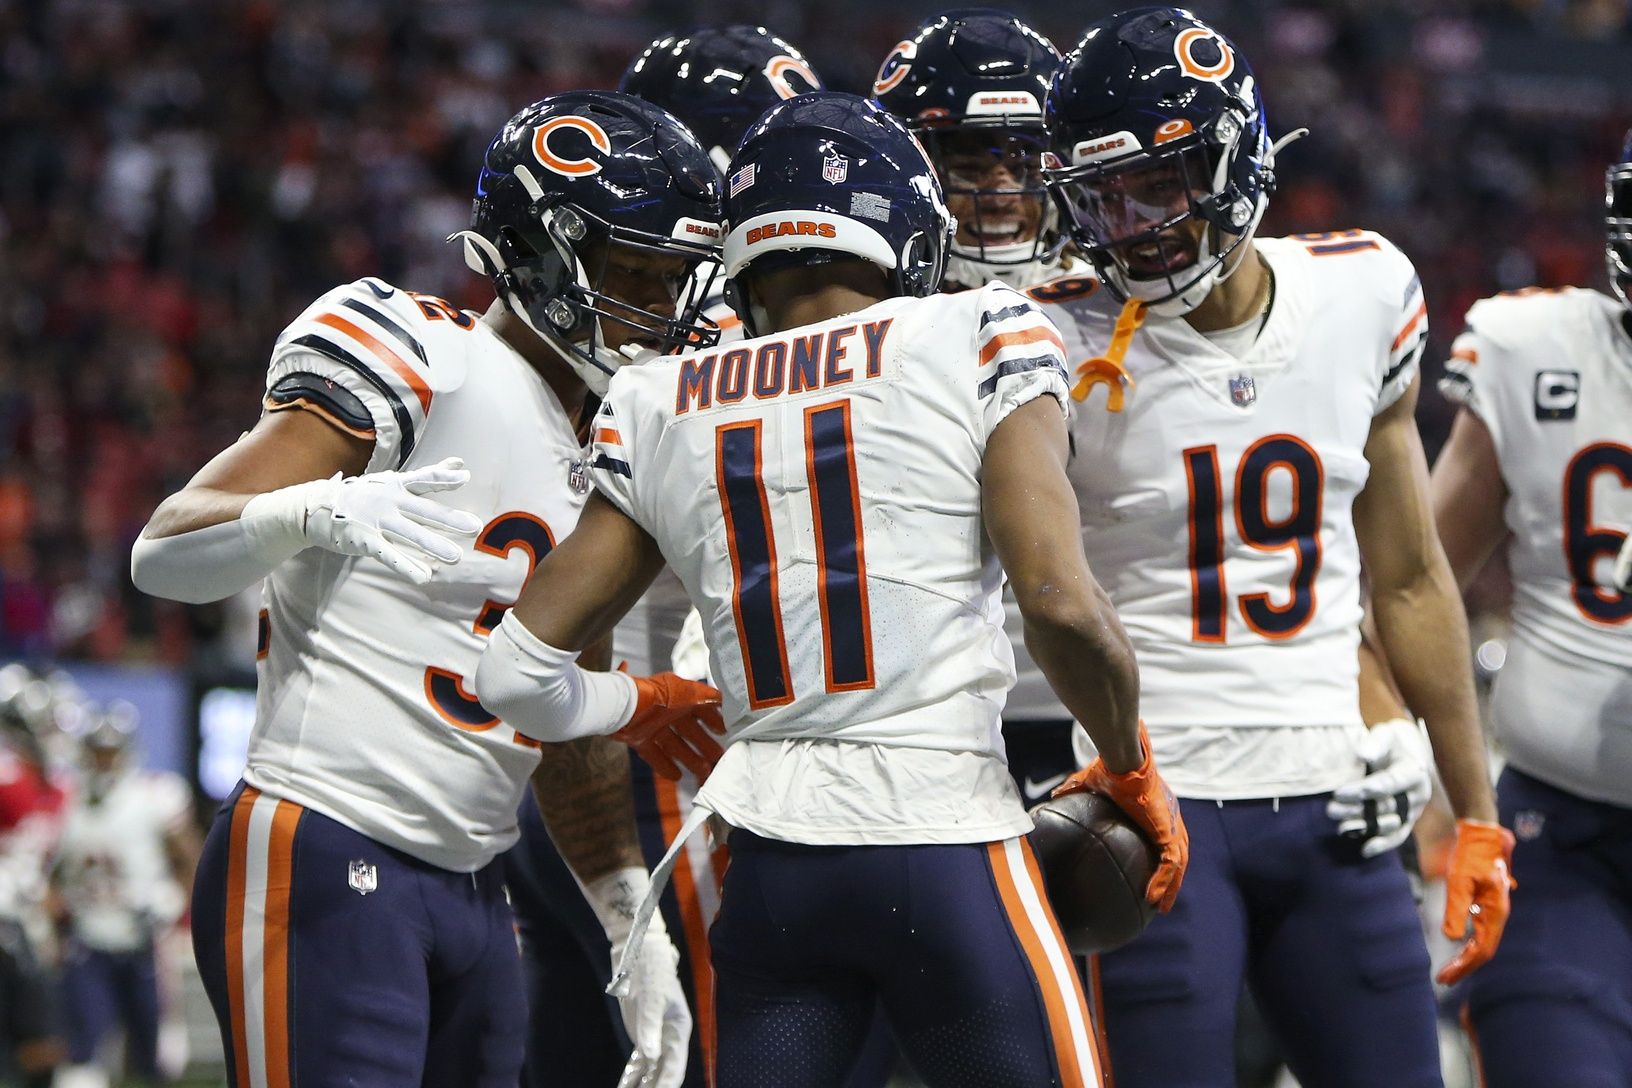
[675,319,894,414]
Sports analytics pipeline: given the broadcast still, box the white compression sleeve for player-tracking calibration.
[129,480,327,604]
[474,615,639,743]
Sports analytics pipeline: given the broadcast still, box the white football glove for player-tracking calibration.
[248,456,482,584]
[1327,718,1435,858]
[1615,532,1632,592]
[584,867,692,1088]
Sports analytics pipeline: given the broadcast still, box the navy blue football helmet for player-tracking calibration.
[1607,129,1632,309]
[455,91,724,395]
[872,9,1064,290]
[722,92,954,336]
[1044,8,1302,316]
[620,26,824,172]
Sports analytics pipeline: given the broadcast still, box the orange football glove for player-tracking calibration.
[1436,819,1516,985]
[1053,722,1189,912]
[610,672,727,782]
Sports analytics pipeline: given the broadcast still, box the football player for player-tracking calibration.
[0,667,68,1088]
[475,92,1187,1088]
[872,8,1083,293]
[1035,9,1510,1086]
[52,703,198,1087]
[1432,130,1632,1087]
[130,92,724,1088]
[490,36,826,1085]
[871,8,1093,821]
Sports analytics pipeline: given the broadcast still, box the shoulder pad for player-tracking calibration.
[276,279,472,397]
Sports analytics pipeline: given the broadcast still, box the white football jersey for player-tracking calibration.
[591,283,1070,842]
[55,769,190,951]
[247,278,590,872]
[1032,233,1426,796]
[1441,286,1632,805]
[609,295,742,675]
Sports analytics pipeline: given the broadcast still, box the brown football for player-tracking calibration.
[1028,789,1158,955]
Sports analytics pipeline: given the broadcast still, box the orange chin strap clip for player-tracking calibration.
[1071,297,1147,412]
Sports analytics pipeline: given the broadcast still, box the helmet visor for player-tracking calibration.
[1050,144,1212,268]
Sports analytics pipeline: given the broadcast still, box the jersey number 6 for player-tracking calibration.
[1184,436,1325,643]
[716,401,875,709]
[1563,442,1632,625]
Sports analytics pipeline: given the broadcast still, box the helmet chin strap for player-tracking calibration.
[946,239,1053,290]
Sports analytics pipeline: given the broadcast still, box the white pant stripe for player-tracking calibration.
[1002,836,1099,1082]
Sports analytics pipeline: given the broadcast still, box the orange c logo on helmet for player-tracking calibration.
[872,40,917,96]
[532,116,612,178]
[1174,27,1235,83]
[1154,118,1194,144]
[764,55,821,100]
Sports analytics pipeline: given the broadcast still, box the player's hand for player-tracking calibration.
[1054,722,1189,912]
[1327,718,1434,858]
[303,457,482,583]
[1436,819,1516,985]
[614,933,691,1088]
[1615,532,1632,592]
[585,869,693,1088]
[611,672,727,781]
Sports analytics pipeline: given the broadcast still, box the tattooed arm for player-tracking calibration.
[529,636,644,882]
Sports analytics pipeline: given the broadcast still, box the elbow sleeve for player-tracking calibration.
[131,516,304,604]
[474,616,637,743]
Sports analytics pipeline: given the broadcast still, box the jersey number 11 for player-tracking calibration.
[716,401,875,709]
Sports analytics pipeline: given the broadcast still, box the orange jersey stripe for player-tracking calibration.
[980,324,1067,367]
[315,311,433,415]
[262,799,302,1088]
[595,427,623,446]
[988,841,1090,1088]
[224,787,259,1088]
[1391,300,1428,352]
[1450,345,1478,365]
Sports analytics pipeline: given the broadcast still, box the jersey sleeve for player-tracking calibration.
[1374,238,1428,413]
[1436,291,1535,454]
[971,283,1071,439]
[589,392,642,524]
[265,278,438,472]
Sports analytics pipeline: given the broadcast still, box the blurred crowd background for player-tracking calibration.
[0,0,1628,666]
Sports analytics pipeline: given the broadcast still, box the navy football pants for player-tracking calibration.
[1466,768,1632,1087]
[1096,793,1441,1088]
[193,783,526,1087]
[710,831,1103,1088]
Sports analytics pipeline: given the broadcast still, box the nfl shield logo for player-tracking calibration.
[823,154,848,185]
[1229,374,1257,407]
[348,859,378,896]
[568,458,590,496]
[1514,810,1545,842]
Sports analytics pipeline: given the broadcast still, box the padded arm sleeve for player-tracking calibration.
[475,615,639,743]
[129,482,317,604]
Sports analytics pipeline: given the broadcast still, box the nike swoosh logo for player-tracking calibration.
[1021,772,1070,803]
[363,279,395,299]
